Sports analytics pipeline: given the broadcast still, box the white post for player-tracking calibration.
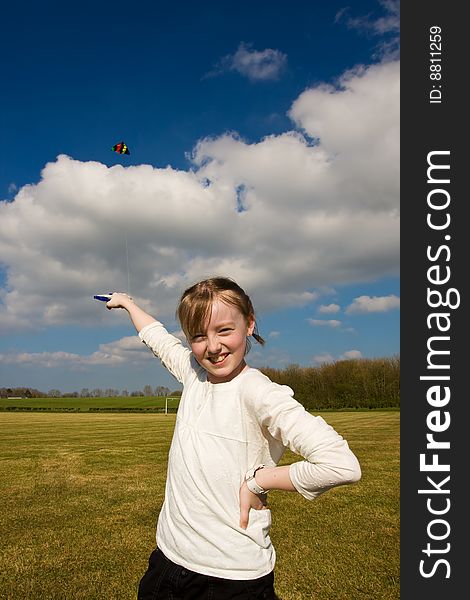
[164,397,179,414]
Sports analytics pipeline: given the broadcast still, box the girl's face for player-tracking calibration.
[189,298,255,384]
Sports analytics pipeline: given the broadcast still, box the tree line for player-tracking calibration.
[2,356,399,409]
[260,356,399,410]
[0,385,181,399]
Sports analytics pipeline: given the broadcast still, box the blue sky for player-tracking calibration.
[0,0,400,394]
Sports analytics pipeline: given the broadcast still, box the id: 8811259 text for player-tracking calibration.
[429,25,442,104]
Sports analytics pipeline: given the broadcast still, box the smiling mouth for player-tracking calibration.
[208,353,229,365]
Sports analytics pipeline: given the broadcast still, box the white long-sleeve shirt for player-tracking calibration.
[139,321,361,580]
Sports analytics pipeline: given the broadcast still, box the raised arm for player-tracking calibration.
[105,292,156,333]
[105,292,193,385]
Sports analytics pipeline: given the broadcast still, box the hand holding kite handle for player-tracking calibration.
[96,292,154,331]
[95,292,134,310]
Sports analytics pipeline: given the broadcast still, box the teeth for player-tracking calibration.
[211,354,227,363]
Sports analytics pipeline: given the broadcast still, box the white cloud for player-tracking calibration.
[307,319,341,328]
[289,60,400,214]
[335,0,400,59]
[312,353,335,365]
[207,42,287,81]
[340,349,363,360]
[268,331,280,338]
[340,0,400,35]
[0,59,399,333]
[346,294,400,314]
[312,349,362,365]
[319,303,340,314]
[0,336,152,368]
[372,0,400,35]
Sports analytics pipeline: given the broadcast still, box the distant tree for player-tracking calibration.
[121,389,129,397]
[143,384,154,397]
[48,389,62,398]
[2,387,45,398]
[169,389,183,397]
[130,390,143,397]
[91,388,103,398]
[80,388,90,398]
[155,386,171,397]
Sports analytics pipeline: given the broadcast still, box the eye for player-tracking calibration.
[192,334,205,342]
[219,328,233,334]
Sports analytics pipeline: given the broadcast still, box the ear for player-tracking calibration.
[247,318,255,337]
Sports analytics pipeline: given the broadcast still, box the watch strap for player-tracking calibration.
[245,464,267,495]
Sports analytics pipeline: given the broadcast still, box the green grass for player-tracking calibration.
[0,396,180,412]
[0,411,399,600]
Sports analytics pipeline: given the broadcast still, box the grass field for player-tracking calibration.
[0,411,399,600]
[0,396,180,412]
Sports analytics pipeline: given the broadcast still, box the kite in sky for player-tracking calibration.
[112,141,130,155]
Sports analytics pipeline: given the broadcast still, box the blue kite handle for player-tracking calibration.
[94,294,113,302]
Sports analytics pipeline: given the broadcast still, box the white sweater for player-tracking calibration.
[139,321,361,580]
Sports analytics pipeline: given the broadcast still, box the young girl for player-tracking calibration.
[105,277,361,600]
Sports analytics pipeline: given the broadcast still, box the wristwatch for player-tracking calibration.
[245,464,267,495]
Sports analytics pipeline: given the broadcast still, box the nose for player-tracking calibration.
[207,335,222,355]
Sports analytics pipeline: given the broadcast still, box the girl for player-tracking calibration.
[105,277,361,600]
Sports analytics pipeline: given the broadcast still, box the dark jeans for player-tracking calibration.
[137,547,280,600]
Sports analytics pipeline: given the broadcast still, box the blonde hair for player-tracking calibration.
[177,277,265,352]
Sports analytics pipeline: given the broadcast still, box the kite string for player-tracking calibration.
[124,230,130,295]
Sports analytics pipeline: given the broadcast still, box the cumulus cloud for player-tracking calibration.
[340,349,363,360]
[0,59,399,333]
[0,336,152,368]
[206,42,287,81]
[319,303,340,314]
[345,294,400,314]
[289,60,399,213]
[312,349,362,365]
[307,319,341,328]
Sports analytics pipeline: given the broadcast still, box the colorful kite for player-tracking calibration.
[112,141,130,155]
